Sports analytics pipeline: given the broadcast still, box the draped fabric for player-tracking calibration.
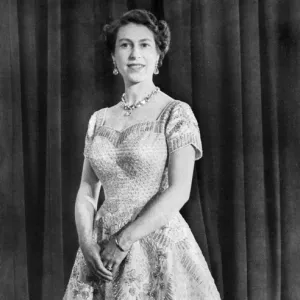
[1,0,300,299]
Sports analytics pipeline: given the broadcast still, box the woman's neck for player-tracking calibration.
[123,81,156,106]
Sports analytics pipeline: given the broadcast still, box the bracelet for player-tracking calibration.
[114,236,126,252]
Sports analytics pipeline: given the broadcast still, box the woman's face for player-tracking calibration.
[112,23,160,85]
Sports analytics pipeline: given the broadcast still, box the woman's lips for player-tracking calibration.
[128,64,145,71]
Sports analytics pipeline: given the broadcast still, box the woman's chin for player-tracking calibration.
[126,74,149,84]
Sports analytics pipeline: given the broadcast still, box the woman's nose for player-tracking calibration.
[129,45,141,59]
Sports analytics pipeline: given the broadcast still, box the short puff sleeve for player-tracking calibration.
[165,101,203,160]
[83,111,97,158]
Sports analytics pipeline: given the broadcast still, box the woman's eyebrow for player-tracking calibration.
[118,38,131,42]
[118,38,153,43]
[139,38,152,42]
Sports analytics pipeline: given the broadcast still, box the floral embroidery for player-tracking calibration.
[129,287,136,295]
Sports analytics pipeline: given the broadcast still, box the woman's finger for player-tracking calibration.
[112,263,119,275]
[95,270,113,281]
[94,257,113,278]
[88,264,104,279]
[91,262,113,281]
[103,262,113,271]
[85,256,112,280]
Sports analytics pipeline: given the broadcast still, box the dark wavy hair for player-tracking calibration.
[102,9,171,67]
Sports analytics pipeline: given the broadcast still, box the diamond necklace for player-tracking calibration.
[121,87,160,116]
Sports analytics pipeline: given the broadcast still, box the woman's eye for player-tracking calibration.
[120,43,129,48]
[141,43,150,48]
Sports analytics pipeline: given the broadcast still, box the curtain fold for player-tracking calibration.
[9,0,30,296]
[42,0,64,298]
[190,0,224,292]
[0,0,29,298]
[278,1,300,298]
[1,0,300,299]
[18,1,46,299]
[239,2,267,299]
[259,1,281,299]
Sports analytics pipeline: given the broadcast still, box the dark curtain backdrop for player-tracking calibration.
[1,0,300,299]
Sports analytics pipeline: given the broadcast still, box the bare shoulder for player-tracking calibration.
[102,102,122,118]
[156,91,176,107]
[159,95,193,111]
[91,107,108,120]
[149,92,177,117]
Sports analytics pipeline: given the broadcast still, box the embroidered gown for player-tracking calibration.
[63,100,221,300]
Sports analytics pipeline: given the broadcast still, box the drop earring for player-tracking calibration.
[154,62,159,75]
[113,61,119,75]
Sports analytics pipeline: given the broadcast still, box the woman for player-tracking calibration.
[63,9,221,300]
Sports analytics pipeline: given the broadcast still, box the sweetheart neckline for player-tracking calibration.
[99,120,158,134]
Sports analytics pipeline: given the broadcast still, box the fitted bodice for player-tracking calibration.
[89,121,168,216]
[83,100,202,235]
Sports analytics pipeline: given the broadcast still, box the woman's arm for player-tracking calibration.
[117,144,196,250]
[75,158,113,281]
[75,158,101,246]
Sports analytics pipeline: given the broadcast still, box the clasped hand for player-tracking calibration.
[81,237,129,282]
[100,237,129,277]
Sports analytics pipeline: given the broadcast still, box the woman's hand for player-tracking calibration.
[80,241,113,282]
[100,237,130,275]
